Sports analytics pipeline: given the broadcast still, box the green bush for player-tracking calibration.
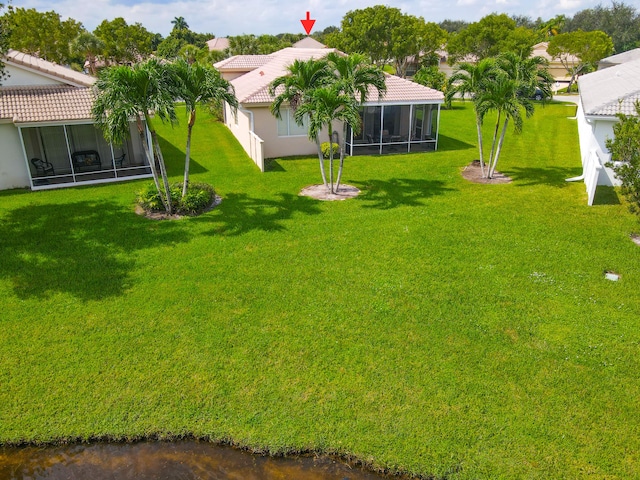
[606,103,640,214]
[321,142,340,159]
[137,182,215,216]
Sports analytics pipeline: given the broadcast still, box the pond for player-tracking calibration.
[0,441,403,480]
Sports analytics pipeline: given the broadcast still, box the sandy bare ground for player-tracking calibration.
[299,184,361,201]
[461,160,512,184]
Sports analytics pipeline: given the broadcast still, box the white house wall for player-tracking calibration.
[0,124,30,189]
[3,64,64,86]
[576,102,620,187]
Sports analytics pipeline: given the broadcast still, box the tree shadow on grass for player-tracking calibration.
[156,134,209,176]
[437,134,475,151]
[0,201,190,300]
[197,192,323,236]
[352,178,456,210]
[503,166,583,188]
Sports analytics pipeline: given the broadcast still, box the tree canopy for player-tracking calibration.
[93,17,154,65]
[606,103,640,214]
[0,2,8,82]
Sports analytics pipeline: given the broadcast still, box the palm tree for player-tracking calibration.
[325,52,386,189]
[171,59,238,198]
[93,59,177,213]
[270,58,333,185]
[446,58,499,177]
[72,31,104,76]
[475,75,534,179]
[497,51,554,102]
[294,85,361,194]
[171,16,189,32]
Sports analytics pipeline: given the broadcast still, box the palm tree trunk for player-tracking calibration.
[335,129,344,192]
[489,118,509,178]
[488,111,502,179]
[316,139,328,188]
[328,125,334,194]
[475,112,486,177]
[137,117,168,212]
[152,133,173,214]
[182,110,195,199]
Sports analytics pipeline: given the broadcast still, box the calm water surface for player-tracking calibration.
[0,441,400,480]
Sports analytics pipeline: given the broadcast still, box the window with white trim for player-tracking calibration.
[277,109,308,137]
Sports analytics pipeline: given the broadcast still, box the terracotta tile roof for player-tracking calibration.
[207,37,230,52]
[5,50,95,87]
[228,47,444,106]
[578,58,640,117]
[0,85,95,124]
[293,37,327,49]
[214,54,274,71]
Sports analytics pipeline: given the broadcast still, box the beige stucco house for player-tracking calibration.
[216,45,444,171]
[0,50,152,191]
[575,57,640,204]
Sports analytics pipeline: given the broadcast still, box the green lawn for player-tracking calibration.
[1,102,639,479]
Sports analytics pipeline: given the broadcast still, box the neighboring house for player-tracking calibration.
[531,42,578,84]
[206,37,230,52]
[575,58,640,204]
[598,48,640,70]
[0,50,153,191]
[216,47,444,171]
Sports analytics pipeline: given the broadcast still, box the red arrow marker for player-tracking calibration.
[301,11,316,35]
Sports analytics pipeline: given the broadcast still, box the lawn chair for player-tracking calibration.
[114,153,126,168]
[31,158,55,176]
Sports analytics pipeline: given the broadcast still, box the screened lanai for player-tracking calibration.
[345,103,440,155]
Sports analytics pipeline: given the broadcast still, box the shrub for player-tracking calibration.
[605,103,640,214]
[137,182,215,216]
[321,142,340,159]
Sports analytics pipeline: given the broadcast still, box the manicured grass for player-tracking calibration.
[1,103,639,479]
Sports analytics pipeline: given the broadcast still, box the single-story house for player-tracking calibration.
[215,46,444,171]
[531,42,579,85]
[0,50,153,191]
[575,57,640,204]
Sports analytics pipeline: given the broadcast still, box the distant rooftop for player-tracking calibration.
[599,48,640,69]
[207,37,230,52]
[293,37,326,49]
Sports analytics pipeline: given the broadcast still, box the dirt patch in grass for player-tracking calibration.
[631,233,640,246]
[135,195,222,220]
[300,184,360,201]
[462,160,512,184]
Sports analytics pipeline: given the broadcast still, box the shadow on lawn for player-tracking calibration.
[0,201,190,300]
[353,178,455,210]
[504,166,583,188]
[156,134,209,177]
[197,192,322,236]
[437,134,475,151]
[592,186,621,205]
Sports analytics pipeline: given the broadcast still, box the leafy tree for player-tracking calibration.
[156,36,187,59]
[171,59,238,198]
[0,2,8,83]
[92,60,177,213]
[391,16,447,78]
[228,34,259,55]
[413,66,446,92]
[3,7,82,64]
[605,103,640,214]
[94,17,154,64]
[72,31,104,75]
[439,19,469,33]
[332,5,404,66]
[446,14,537,63]
[547,30,614,92]
[566,1,640,53]
[539,15,567,38]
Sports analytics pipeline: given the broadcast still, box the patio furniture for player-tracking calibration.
[114,153,126,168]
[72,150,101,172]
[31,157,55,176]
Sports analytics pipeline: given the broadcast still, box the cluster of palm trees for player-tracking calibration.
[446,52,554,179]
[269,52,386,194]
[92,58,238,214]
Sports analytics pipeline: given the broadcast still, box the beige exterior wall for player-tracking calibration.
[0,124,30,189]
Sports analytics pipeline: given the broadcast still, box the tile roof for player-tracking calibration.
[214,54,274,71]
[578,58,640,117]
[5,50,95,87]
[207,37,230,51]
[228,47,444,106]
[293,37,327,49]
[0,85,94,124]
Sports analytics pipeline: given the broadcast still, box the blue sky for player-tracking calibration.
[12,0,632,37]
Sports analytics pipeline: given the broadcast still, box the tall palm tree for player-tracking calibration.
[475,76,534,179]
[171,59,238,198]
[93,59,177,213]
[326,52,386,189]
[171,16,189,32]
[497,51,554,102]
[294,85,361,194]
[270,58,333,185]
[446,58,499,177]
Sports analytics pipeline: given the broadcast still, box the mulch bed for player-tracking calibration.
[461,160,512,184]
[135,195,223,220]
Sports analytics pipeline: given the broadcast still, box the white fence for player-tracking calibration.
[249,131,265,172]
